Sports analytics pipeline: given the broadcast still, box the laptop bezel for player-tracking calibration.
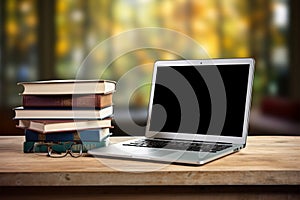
[145,58,255,145]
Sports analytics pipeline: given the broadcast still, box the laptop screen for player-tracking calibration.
[149,64,250,137]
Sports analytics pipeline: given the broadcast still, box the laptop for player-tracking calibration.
[89,58,255,165]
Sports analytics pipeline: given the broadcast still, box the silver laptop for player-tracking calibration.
[89,58,255,165]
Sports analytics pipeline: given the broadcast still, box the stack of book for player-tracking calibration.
[13,80,116,154]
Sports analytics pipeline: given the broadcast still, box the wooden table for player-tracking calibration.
[0,136,300,199]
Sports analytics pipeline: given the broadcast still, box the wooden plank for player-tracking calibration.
[1,186,300,200]
[0,136,299,186]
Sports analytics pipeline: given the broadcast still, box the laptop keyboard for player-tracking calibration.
[123,139,232,153]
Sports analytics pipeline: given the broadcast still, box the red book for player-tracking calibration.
[22,93,113,108]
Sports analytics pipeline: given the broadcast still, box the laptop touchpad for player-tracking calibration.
[130,148,185,158]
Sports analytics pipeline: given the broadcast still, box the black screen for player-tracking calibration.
[149,64,250,137]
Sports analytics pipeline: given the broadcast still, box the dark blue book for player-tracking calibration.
[25,128,111,142]
[79,128,111,142]
[23,140,109,153]
[25,129,80,142]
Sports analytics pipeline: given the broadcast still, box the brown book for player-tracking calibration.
[13,106,113,120]
[22,93,113,108]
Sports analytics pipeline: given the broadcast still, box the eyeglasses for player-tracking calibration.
[33,141,83,158]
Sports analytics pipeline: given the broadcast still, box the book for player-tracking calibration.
[18,119,112,133]
[13,106,113,119]
[18,79,116,95]
[23,139,110,153]
[25,128,111,142]
[25,129,80,142]
[22,93,113,108]
[79,128,111,142]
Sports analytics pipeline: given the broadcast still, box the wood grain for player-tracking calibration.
[0,136,299,186]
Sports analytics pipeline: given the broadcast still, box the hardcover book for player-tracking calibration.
[23,139,110,153]
[22,93,113,108]
[25,128,111,142]
[18,79,116,95]
[14,106,113,120]
[79,128,111,142]
[18,119,112,133]
[25,129,80,142]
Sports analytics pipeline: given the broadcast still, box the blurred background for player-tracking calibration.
[0,0,299,136]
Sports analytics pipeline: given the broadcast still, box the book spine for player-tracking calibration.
[23,140,109,153]
[23,94,112,108]
[25,129,111,142]
[79,129,111,142]
[25,129,81,142]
